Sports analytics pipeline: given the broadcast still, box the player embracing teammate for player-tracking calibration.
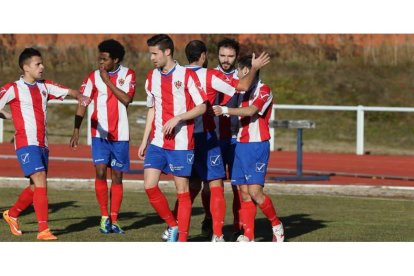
[213,55,284,242]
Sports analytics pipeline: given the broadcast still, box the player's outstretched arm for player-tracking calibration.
[236,52,270,91]
[99,67,133,107]
[0,109,11,120]
[67,89,92,107]
[213,104,258,117]
[70,104,87,150]
[138,107,155,160]
[162,102,207,135]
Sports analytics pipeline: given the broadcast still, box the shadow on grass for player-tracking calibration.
[221,213,327,242]
[123,206,206,232]
[1,201,80,219]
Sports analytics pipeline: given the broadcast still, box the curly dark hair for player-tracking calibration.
[98,39,125,62]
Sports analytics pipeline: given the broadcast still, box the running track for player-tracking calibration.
[1,143,414,187]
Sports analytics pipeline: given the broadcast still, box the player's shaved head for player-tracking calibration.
[18,48,42,70]
[98,39,125,62]
[147,34,174,57]
[185,40,207,63]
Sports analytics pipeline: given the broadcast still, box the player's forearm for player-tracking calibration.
[73,105,87,130]
[226,105,258,117]
[141,108,154,145]
[67,89,80,98]
[176,103,206,121]
[106,81,133,106]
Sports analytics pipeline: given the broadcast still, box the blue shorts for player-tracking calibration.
[16,146,49,177]
[192,131,225,181]
[91,137,130,172]
[144,144,194,177]
[218,137,237,179]
[231,141,270,186]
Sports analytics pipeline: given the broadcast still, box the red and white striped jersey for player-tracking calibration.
[237,80,273,143]
[214,66,240,140]
[0,77,69,150]
[145,63,207,150]
[80,65,136,141]
[186,65,239,133]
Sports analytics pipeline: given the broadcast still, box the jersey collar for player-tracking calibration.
[185,65,202,72]
[19,76,37,87]
[159,61,178,76]
[216,65,237,76]
[108,65,121,76]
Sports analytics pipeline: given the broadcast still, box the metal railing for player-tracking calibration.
[1,101,414,155]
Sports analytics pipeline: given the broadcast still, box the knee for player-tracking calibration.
[240,190,251,202]
[95,168,106,180]
[111,172,123,184]
[249,190,264,204]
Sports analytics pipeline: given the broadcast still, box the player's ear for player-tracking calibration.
[22,63,30,73]
[165,48,171,57]
[113,58,120,64]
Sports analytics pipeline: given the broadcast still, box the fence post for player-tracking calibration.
[270,107,275,151]
[87,103,93,145]
[356,105,364,155]
[0,119,3,143]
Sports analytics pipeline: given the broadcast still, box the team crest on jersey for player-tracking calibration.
[41,90,47,97]
[174,80,182,89]
[118,79,125,86]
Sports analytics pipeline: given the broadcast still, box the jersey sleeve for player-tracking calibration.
[0,84,15,109]
[79,73,96,106]
[80,73,96,97]
[211,70,238,97]
[145,73,154,108]
[44,80,69,101]
[186,70,207,105]
[121,69,136,99]
[251,85,273,115]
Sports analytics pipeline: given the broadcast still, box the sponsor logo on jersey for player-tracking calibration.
[259,92,269,100]
[174,80,182,89]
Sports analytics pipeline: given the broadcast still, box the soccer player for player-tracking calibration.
[69,39,136,234]
[179,40,270,242]
[213,55,284,242]
[0,48,89,240]
[138,34,207,242]
[213,38,245,240]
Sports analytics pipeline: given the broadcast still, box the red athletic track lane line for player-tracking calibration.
[1,143,414,186]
